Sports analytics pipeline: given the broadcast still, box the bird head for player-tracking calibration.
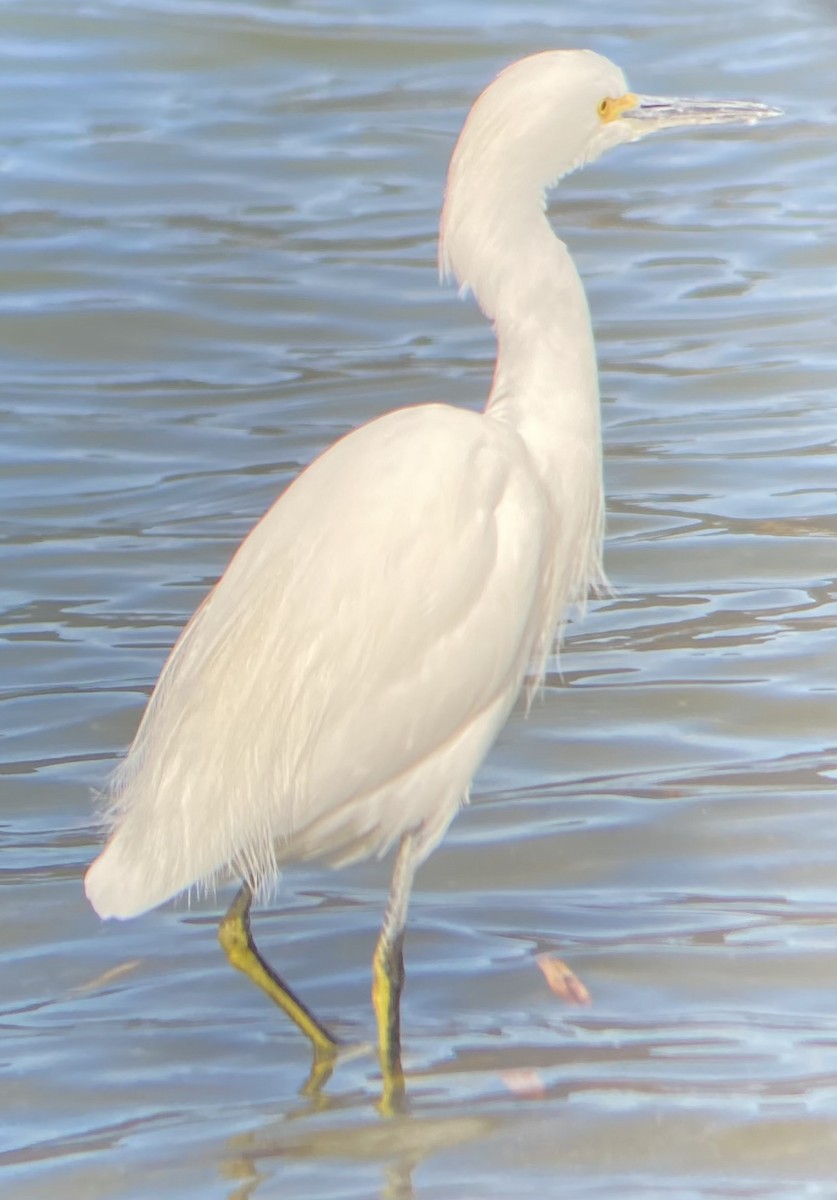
[439,49,780,293]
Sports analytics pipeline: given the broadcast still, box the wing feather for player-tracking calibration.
[86,403,556,917]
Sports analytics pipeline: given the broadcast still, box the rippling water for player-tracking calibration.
[3,1,837,1197]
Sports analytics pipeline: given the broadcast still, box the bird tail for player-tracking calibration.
[85,826,193,920]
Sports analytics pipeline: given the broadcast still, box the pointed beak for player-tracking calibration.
[620,94,782,131]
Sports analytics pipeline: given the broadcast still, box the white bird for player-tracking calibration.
[85,49,778,1101]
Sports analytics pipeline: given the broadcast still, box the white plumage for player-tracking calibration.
[86,403,573,917]
[84,53,777,1083]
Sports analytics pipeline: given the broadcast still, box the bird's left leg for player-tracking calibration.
[372,829,422,1112]
[218,881,340,1082]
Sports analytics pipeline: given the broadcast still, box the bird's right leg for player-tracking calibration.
[372,830,422,1113]
[218,882,340,1077]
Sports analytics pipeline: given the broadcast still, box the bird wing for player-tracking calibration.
[92,403,556,916]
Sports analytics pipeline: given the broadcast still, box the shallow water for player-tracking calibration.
[3,1,837,1197]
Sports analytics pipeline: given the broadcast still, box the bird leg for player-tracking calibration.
[218,882,340,1071]
[372,830,420,1112]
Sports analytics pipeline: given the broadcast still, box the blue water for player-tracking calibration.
[3,1,837,1197]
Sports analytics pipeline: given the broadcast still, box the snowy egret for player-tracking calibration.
[85,50,779,1099]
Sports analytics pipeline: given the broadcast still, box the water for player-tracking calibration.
[3,0,836,1196]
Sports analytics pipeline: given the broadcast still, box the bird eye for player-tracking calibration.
[597,97,612,119]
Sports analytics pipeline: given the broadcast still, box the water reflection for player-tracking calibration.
[220,1106,495,1200]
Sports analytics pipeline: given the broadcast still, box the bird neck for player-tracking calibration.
[482,212,605,596]
[484,212,600,470]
